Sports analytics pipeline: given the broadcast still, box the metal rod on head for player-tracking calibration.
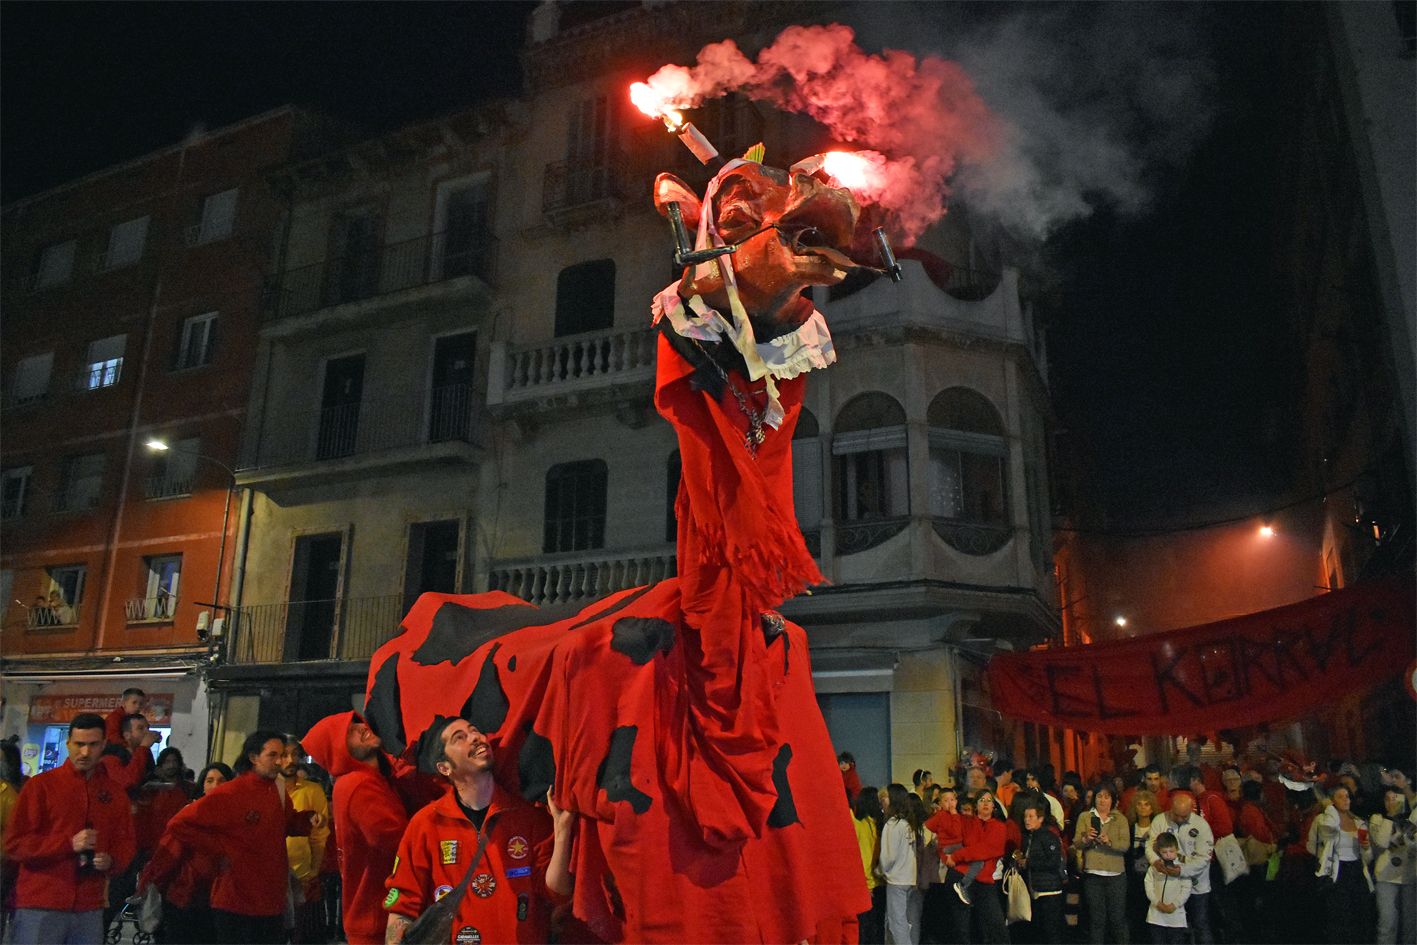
[666,201,737,268]
[874,227,903,283]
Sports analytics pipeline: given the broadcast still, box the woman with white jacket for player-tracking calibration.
[1316,785,1375,944]
[1370,785,1417,944]
[882,783,923,945]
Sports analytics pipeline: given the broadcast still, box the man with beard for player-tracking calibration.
[383,718,573,944]
[282,737,330,943]
[302,712,409,945]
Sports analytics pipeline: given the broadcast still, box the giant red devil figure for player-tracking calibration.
[335,153,876,942]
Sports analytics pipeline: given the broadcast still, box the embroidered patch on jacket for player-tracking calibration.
[434,884,453,902]
[471,872,497,898]
[506,866,532,878]
[440,840,460,865]
[383,889,399,908]
[455,927,481,945]
[506,835,529,859]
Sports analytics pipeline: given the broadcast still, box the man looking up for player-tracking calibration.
[142,730,320,945]
[101,713,157,791]
[385,718,573,944]
[303,712,409,945]
[104,689,145,746]
[4,713,136,945]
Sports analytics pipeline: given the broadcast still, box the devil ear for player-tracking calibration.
[653,173,701,229]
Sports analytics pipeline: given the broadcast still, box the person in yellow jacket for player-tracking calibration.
[281,737,330,943]
[852,786,886,944]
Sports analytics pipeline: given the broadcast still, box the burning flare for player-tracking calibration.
[629,81,684,132]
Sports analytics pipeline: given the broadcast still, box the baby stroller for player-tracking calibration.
[104,889,159,945]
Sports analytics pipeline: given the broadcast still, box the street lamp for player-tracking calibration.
[145,438,238,641]
[1114,615,1128,628]
[1258,524,1275,539]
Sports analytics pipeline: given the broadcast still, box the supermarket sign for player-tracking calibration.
[29,692,173,725]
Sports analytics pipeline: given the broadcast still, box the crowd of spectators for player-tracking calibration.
[843,749,1417,944]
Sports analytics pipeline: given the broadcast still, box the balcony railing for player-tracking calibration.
[542,153,633,216]
[144,475,193,500]
[229,594,404,664]
[496,326,656,403]
[125,594,178,622]
[240,384,485,472]
[263,229,496,322]
[488,548,676,607]
[26,603,80,629]
[931,518,1013,556]
[836,516,910,556]
[53,490,102,514]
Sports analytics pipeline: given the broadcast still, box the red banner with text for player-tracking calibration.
[988,577,1416,735]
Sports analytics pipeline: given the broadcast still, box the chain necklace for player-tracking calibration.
[690,338,766,455]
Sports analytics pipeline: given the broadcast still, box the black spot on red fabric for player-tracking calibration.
[597,726,652,813]
[410,593,644,668]
[609,617,676,665]
[517,725,556,803]
[507,654,517,672]
[767,744,799,828]
[460,642,508,734]
[567,585,654,631]
[364,653,406,756]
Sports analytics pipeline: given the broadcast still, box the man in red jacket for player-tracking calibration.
[141,730,319,945]
[303,711,409,945]
[384,717,573,945]
[3,713,136,945]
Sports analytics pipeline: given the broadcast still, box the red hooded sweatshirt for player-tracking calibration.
[143,770,312,917]
[3,759,136,912]
[304,712,410,945]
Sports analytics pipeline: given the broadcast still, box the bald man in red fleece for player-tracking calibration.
[303,712,409,945]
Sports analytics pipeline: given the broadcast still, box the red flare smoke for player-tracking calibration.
[635,24,1000,244]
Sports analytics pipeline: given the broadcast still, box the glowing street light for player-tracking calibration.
[145,438,170,452]
[1114,616,1128,628]
[1259,524,1275,539]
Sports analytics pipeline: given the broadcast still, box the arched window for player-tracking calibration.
[928,388,1011,555]
[554,259,615,337]
[833,393,909,554]
[543,459,607,553]
[793,409,822,556]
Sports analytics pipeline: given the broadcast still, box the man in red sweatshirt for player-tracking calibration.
[303,711,409,945]
[384,717,574,945]
[141,730,319,945]
[4,713,136,945]
[103,689,145,746]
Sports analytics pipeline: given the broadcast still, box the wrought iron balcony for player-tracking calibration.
[229,593,403,664]
[488,547,676,607]
[125,594,178,622]
[541,153,634,220]
[262,229,497,323]
[26,602,80,629]
[238,384,486,476]
[144,475,193,500]
[931,518,1013,556]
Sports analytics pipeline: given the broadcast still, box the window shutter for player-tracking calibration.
[107,216,150,268]
[201,189,238,241]
[12,353,53,403]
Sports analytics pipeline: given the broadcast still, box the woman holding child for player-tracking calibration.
[943,790,1010,944]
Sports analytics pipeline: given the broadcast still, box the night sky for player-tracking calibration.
[1,2,1297,530]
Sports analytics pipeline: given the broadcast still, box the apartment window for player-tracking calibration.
[101,215,150,270]
[543,459,607,553]
[11,352,53,405]
[565,95,618,203]
[175,312,218,370]
[1,467,32,520]
[131,554,181,620]
[34,240,75,288]
[432,178,491,281]
[554,260,615,337]
[145,436,199,499]
[833,393,909,523]
[57,452,105,512]
[42,565,86,626]
[793,408,823,532]
[81,334,126,389]
[928,387,1010,555]
[191,188,238,245]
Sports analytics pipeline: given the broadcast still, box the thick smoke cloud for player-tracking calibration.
[639,7,1215,245]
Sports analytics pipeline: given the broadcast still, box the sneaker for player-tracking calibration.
[954,882,972,905]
